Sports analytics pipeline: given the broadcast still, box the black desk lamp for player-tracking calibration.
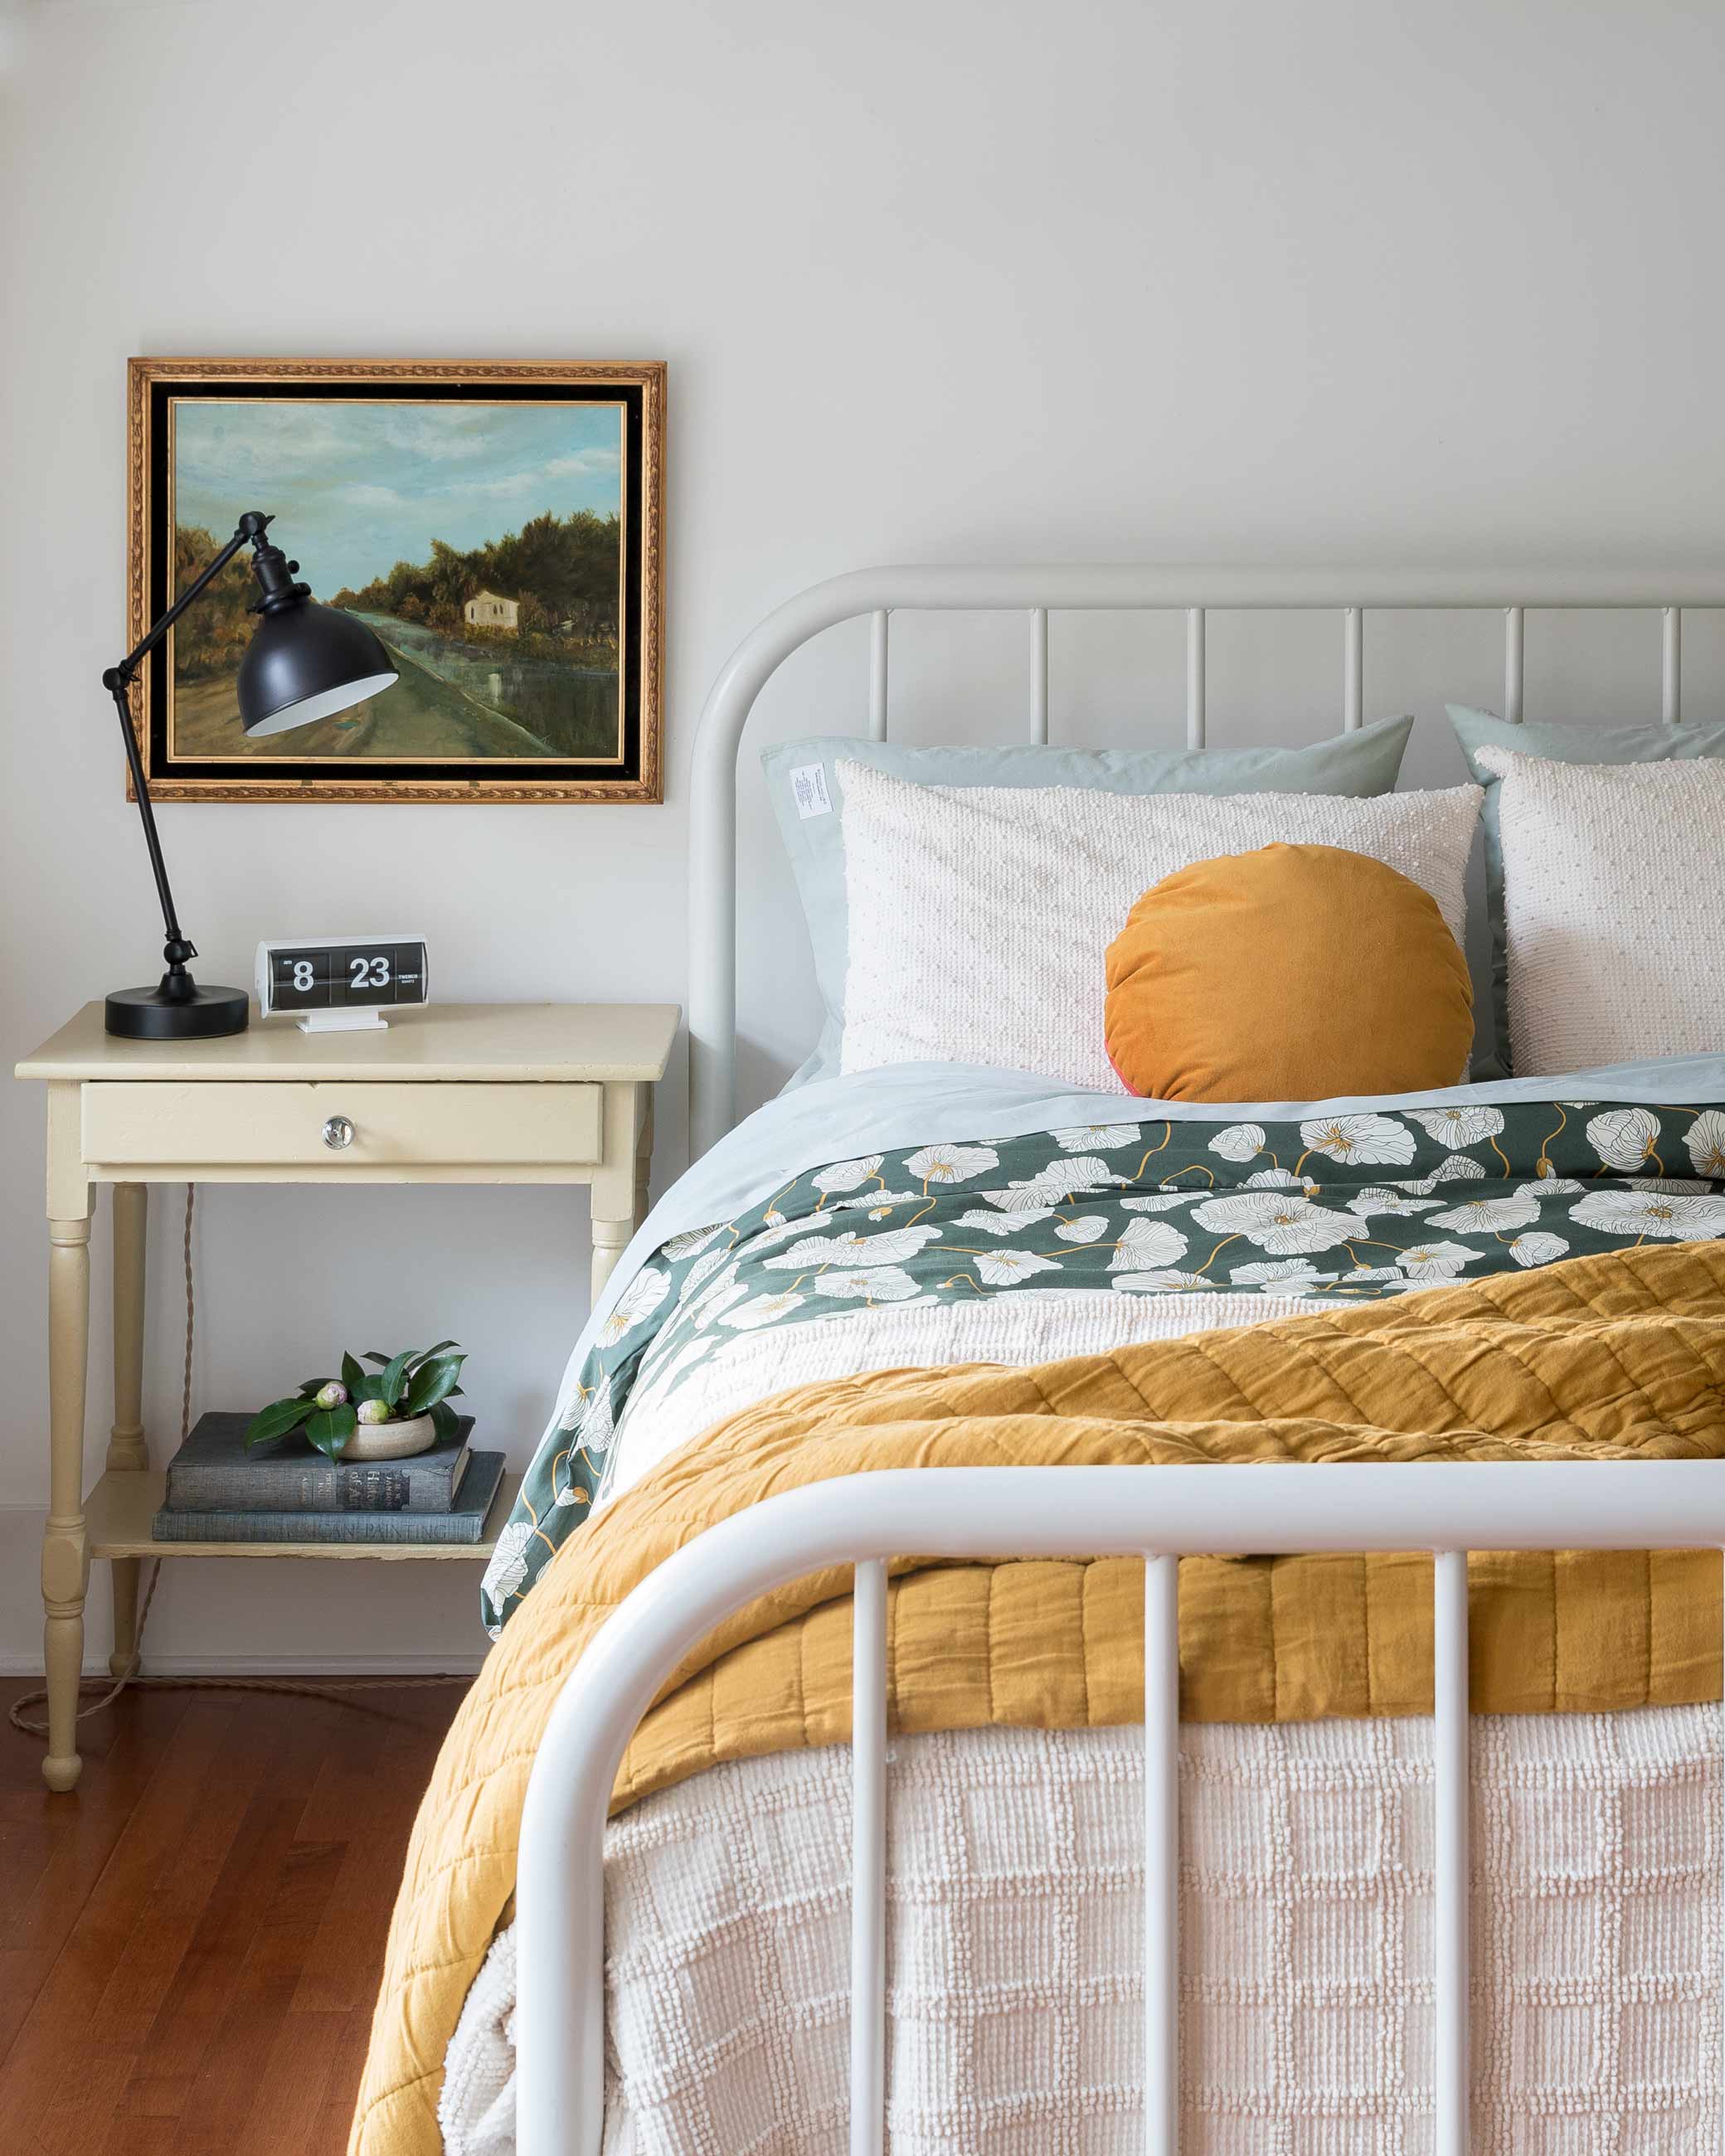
[104,511,398,1039]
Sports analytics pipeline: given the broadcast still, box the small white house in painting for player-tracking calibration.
[464,590,519,631]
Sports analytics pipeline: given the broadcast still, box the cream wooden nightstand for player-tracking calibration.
[14,1000,680,1793]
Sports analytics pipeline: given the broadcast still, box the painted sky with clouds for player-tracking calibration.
[172,400,624,598]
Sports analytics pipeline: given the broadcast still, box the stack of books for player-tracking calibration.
[152,1411,505,1545]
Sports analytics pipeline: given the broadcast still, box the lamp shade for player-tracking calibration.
[237,600,399,738]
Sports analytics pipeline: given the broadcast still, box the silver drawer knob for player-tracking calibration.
[322,1114,355,1151]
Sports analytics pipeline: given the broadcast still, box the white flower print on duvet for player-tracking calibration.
[1409,1105,1504,1148]
[811,1265,924,1301]
[483,1093,1725,1635]
[1230,1258,1343,1289]
[904,1143,999,1186]
[955,1206,1057,1237]
[1427,1192,1543,1234]
[1298,1114,1417,1168]
[1052,1124,1140,1152]
[1586,1109,1662,1173]
[1392,1241,1481,1283]
[481,1521,535,1629]
[1347,1187,1439,1219]
[763,1224,943,1270]
[1570,1189,1725,1240]
[1192,1192,1359,1255]
[970,1248,1062,1286]
[812,1155,884,1193]
[1109,1219,1190,1271]
[984,1156,1124,1211]
[1208,1124,1266,1163]
[600,1266,670,1343]
[1687,1111,1725,1178]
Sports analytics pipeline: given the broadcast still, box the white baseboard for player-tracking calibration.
[0,1650,488,1678]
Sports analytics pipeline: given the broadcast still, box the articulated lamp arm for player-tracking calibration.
[101,511,273,974]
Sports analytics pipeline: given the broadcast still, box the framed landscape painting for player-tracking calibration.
[126,357,663,801]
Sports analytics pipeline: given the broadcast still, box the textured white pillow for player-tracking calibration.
[838,761,1482,1092]
[1473,746,1725,1074]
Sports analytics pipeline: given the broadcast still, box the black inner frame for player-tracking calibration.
[146,377,645,787]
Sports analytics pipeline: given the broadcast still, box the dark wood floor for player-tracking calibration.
[0,1675,464,2154]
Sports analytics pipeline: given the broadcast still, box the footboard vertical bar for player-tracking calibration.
[1185,609,1205,750]
[851,1558,888,2156]
[1030,608,1049,742]
[1144,1553,1180,2156]
[1344,606,1364,730]
[1504,606,1525,722]
[1663,605,1683,724]
[868,610,889,741]
[1433,1550,1470,2156]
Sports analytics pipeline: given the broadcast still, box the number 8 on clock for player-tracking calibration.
[255,937,430,1033]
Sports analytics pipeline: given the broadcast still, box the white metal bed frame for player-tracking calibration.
[519,566,1725,2156]
[519,1465,1725,2156]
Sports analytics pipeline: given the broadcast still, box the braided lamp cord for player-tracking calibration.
[10,1187,470,1742]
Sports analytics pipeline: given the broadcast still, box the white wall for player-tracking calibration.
[2,0,1724,1671]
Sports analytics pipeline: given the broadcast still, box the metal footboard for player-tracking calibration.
[515,1461,1725,2156]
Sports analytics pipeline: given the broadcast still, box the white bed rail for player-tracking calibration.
[516,1459,1725,2156]
[688,563,1725,1159]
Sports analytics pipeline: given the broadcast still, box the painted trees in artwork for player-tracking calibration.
[170,525,258,680]
[333,511,620,662]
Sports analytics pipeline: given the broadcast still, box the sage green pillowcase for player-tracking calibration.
[765,713,1415,1088]
[1448,707,1725,1076]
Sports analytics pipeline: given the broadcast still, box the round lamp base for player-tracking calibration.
[105,983,250,1040]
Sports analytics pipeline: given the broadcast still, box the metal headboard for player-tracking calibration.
[688,563,1725,1158]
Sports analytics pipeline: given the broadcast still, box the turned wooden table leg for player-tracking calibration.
[108,1182,148,1681]
[44,1215,92,1793]
[634,1099,654,1228]
[590,1081,644,1304]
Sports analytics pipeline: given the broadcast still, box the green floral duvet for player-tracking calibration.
[482,1095,1725,1634]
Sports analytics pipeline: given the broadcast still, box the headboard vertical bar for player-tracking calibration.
[1185,609,1205,750]
[1433,1549,1471,2156]
[869,611,889,741]
[1344,608,1364,731]
[1030,609,1049,743]
[849,1558,888,2156]
[1663,606,1683,725]
[1144,1553,1180,2156]
[1504,607,1525,722]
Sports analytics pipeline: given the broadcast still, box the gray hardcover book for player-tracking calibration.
[164,1410,472,1514]
[151,1452,505,1546]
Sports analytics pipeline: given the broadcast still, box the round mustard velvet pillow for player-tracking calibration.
[1104,842,1474,1102]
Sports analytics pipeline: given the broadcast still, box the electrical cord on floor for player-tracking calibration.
[9,1186,472,1743]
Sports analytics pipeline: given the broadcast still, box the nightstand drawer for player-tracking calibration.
[81,1081,603,1167]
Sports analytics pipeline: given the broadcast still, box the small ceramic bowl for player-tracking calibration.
[341,1412,437,1462]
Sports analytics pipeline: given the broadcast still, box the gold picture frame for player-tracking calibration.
[127,357,664,802]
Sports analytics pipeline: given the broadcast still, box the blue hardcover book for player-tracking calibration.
[163,1411,473,1513]
[151,1451,505,1545]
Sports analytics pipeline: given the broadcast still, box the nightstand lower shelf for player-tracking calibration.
[85,1468,522,1561]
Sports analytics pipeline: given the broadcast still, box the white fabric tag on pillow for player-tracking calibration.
[790,764,833,818]
[837,761,1482,1093]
